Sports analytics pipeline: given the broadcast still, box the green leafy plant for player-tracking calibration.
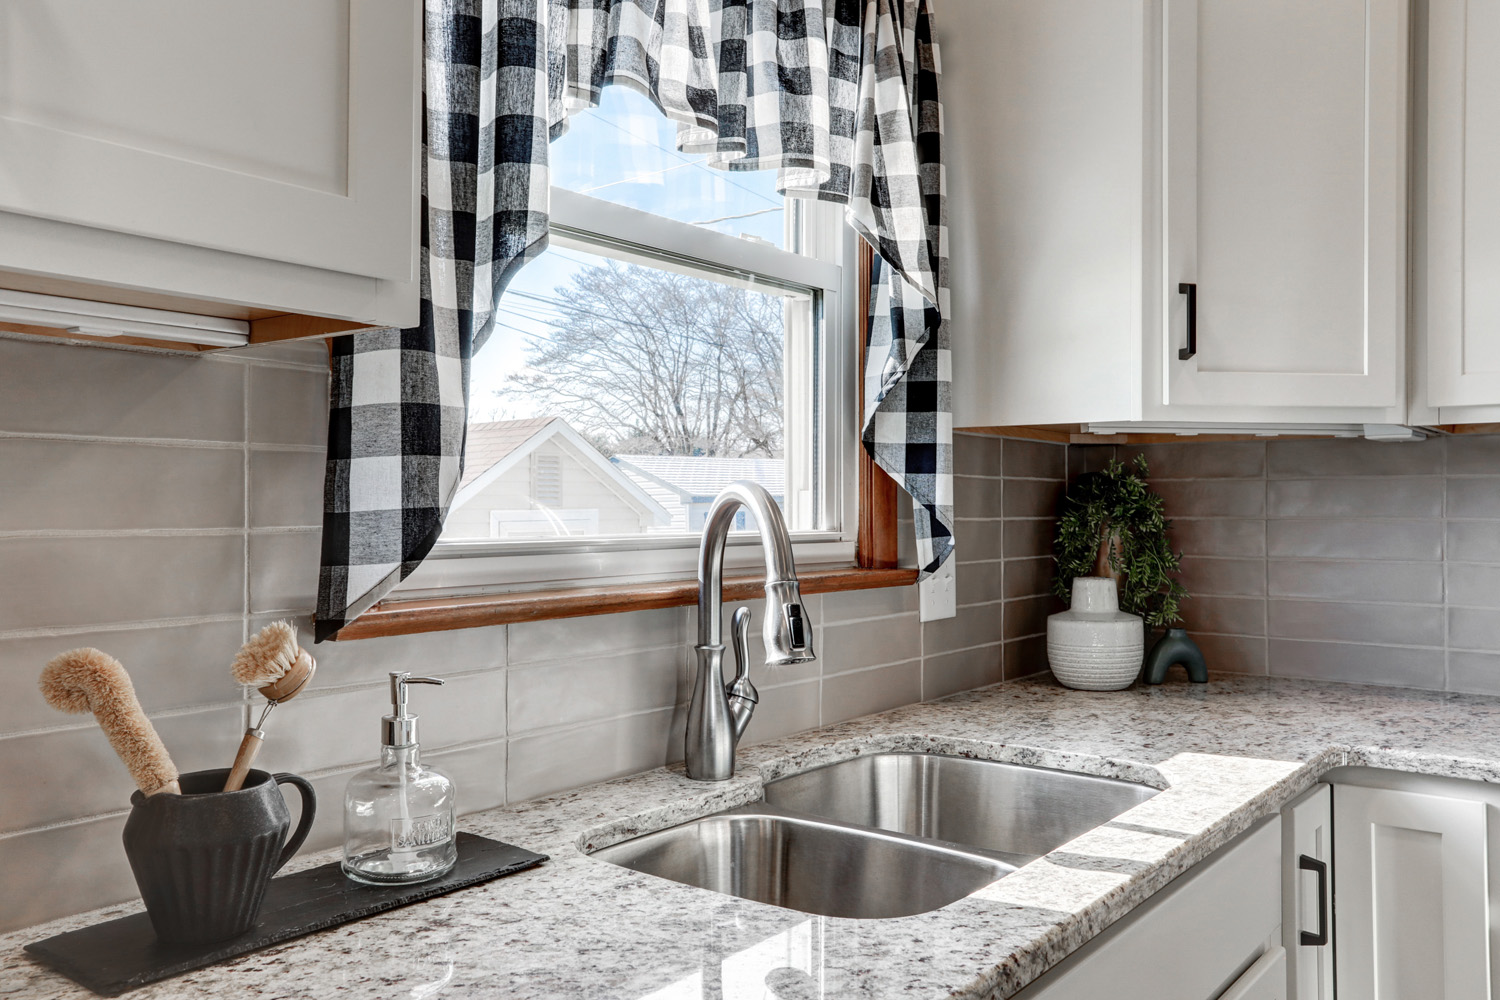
[1052,456,1187,627]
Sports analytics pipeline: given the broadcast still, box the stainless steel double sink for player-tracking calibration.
[592,753,1159,919]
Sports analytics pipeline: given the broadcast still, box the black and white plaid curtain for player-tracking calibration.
[316,0,951,640]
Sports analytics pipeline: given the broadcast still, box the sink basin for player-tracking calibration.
[591,806,1012,918]
[764,753,1159,863]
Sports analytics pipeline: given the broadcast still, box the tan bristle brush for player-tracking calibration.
[223,621,317,792]
[41,648,181,796]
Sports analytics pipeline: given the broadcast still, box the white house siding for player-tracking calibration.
[445,439,651,539]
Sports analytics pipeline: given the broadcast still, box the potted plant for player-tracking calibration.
[1047,456,1202,689]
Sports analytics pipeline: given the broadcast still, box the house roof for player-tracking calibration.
[460,417,557,491]
[612,455,786,501]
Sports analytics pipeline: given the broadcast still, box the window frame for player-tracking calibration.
[388,185,864,601]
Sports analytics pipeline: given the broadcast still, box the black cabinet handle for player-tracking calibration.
[1299,854,1329,947]
[1178,282,1197,360]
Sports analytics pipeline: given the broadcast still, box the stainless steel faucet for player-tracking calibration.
[685,481,816,780]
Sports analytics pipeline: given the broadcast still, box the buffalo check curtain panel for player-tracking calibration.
[316,0,952,640]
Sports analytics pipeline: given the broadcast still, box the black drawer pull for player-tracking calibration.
[1178,282,1197,360]
[1299,853,1329,947]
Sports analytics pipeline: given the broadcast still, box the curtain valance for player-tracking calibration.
[315,0,951,641]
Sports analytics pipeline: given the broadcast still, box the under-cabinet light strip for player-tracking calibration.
[0,288,250,347]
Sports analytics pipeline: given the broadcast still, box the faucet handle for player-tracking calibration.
[729,607,753,687]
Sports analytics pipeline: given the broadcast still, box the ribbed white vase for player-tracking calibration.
[1046,577,1145,691]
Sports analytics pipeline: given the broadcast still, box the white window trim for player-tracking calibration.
[392,187,861,601]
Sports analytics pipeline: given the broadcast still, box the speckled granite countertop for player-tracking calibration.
[10,675,1500,1000]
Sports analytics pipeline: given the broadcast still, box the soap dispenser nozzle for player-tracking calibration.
[383,671,444,748]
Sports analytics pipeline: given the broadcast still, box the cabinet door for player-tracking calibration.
[1283,784,1334,1000]
[1162,0,1407,411]
[1221,947,1287,1000]
[1426,0,1500,407]
[0,2,419,282]
[1334,784,1490,998]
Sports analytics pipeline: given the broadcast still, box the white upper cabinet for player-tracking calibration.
[944,0,1409,428]
[1419,0,1500,421]
[1163,0,1407,412]
[0,1,421,337]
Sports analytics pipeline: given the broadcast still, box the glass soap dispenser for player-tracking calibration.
[342,672,458,885]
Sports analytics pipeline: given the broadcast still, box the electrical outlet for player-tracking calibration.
[919,560,957,621]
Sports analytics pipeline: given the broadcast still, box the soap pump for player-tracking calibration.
[341,672,458,885]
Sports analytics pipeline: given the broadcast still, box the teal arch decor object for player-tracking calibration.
[1143,628,1207,684]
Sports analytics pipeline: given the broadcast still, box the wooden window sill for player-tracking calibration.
[328,565,919,640]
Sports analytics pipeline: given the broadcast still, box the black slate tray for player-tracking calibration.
[25,832,548,997]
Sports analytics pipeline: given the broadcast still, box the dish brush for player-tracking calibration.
[40,648,181,796]
[224,621,317,792]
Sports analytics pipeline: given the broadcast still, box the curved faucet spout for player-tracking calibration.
[686,480,816,781]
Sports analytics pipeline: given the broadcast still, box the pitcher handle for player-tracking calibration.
[271,772,316,873]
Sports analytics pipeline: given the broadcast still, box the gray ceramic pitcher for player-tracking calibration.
[122,767,314,945]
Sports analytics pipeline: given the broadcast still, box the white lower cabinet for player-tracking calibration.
[1334,783,1490,999]
[1283,784,1335,1000]
[1015,817,1282,1000]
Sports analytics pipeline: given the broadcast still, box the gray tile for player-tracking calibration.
[1270,519,1444,561]
[292,618,506,689]
[1002,478,1064,519]
[429,739,508,815]
[1067,444,1117,477]
[922,602,1003,655]
[249,530,320,614]
[1446,478,1500,519]
[1002,519,1054,558]
[959,518,1004,561]
[1168,519,1266,558]
[740,679,821,746]
[0,338,245,442]
[1447,650,1500,696]
[1268,437,1444,478]
[0,705,242,834]
[508,607,687,665]
[1269,560,1443,604]
[1268,600,1445,647]
[958,560,1004,604]
[248,366,329,446]
[263,669,506,775]
[1003,557,1054,599]
[1177,557,1265,597]
[1179,595,1266,637]
[509,647,685,735]
[1120,441,1265,479]
[1446,521,1500,564]
[1447,562,1500,609]
[820,660,922,725]
[0,439,243,531]
[0,813,138,934]
[1268,639,1445,689]
[1443,434,1500,475]
[1448,606,1500,651]
[0,535,244,631]
[923,644,1003,700]
[820,613,921,674]
[1269,478,1443,518]
[1153,480,1266,518]
[953,433,1005,477]
[820,585,919,622]
[954,476,1003,518]
[250,448,326,528]
[506,706,679,803]
[1185,633,1266,676]
[1004,595,1062,640]
[1003,438,1066,480]
[0,619,245,735]
[1003,634,1050,680]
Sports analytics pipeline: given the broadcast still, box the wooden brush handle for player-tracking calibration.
[223,729,265,792]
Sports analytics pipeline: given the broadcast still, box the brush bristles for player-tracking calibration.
[231,620,300,686]
[40,648,179,795]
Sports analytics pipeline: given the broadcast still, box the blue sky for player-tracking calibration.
[470,87,788,422]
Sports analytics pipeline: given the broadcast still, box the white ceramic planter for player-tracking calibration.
[1046,577,1144,691]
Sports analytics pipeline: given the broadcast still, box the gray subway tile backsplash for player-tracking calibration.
[1267,437,1445,478]
[1269,518,1445,561]
[1268,477,1445,519]
[1268,559,1444,604]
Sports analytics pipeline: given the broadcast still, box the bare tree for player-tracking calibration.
[501,259,784,457]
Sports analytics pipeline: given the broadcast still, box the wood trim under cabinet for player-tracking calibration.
[328,565,919,640]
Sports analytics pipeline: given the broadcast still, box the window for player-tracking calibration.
[399,87,858,596]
